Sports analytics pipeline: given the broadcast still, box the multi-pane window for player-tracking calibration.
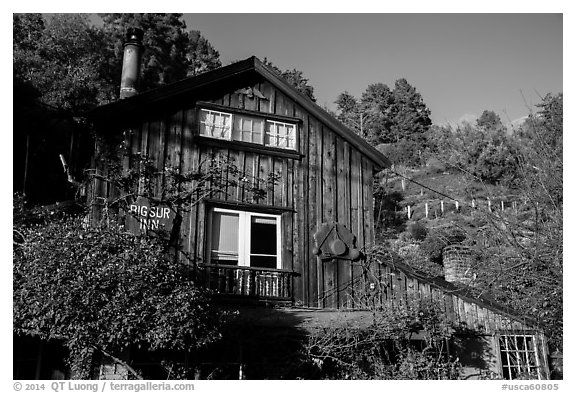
[199,108,296,150]
[208,207,281,269]
[232,115,264,144]
[199,109,232,139]
[499,334,542,380]
[265,120,296,149]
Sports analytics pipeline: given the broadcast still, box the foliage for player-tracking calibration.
[334,91,361,133]
[477,110,505,131]
[13,214,222,379]
[420,94,563,351]
[13,13,222,114]
[374,184,405,234]
[420,224,468,265]
[304,296,461,379]
[407,221,428,241]
[427,121,521,186]
[99,13,221,93]
[263,58,316,101]
[335,79,431,165]
[14,13,116,114]
[470,95,563,351]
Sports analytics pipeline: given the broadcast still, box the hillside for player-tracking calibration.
[373,156,528,278]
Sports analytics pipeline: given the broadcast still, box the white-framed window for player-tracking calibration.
[199,108,297,150]
[208,207,282,269]
[199,109,232,139]
[498,334,542,380]
[265,120,296,149]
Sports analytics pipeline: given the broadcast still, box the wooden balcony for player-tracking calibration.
[197,264,295,300]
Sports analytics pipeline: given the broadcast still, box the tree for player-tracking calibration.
[334,91,358,123]
[14,13,116,114]
[100,13,221,93]
[262,58,316,101]
[390,78,432,144]
[423,94,563,352]
[426,120,520,186]
[13,13,223,204]
[477,110,505,131]
[186,30,222,77]
[334,79,432,165]
[358,83,395,144]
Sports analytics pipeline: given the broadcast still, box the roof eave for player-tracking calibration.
[253,58,391,170]
[87,56,391,169]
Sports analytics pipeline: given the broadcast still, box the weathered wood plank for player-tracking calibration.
[458,298,468,327]
[230,89,241,109]
[273,157,284,207]
[297,108,310,306]
[308,117,321,307]
[322,126,338,309]
[244,86,257,111]
[181,108,196,264]
[349,148,363,304]
[257,81,271,113]
[145,119,160,196]
[235,150,246,202]
[196,147,207,264]
[335,137,350,308]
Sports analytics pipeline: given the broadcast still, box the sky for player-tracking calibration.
[180,13,562,127]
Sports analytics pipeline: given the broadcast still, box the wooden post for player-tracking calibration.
[401,178,406,191]
[472,198,476,208]
[420,188,424,196]
[488,198,492,212]
[407,205,411,219]
[440,200,444,214]
[425,202,429,219]
[455,201,459,211]
[501,200,505,211]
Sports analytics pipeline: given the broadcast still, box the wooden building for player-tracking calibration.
[83,31,550,380]
[89,53,388,310]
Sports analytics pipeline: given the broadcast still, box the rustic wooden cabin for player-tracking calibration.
[82,30,551,380]
[88,38,389,311]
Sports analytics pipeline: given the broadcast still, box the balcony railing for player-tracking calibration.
[197,264,295,300]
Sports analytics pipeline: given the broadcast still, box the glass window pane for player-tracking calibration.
[250,216,277,256]
[232,115,264,144]
[250,256,277,269]
[266,121,296,149]
[211,211,239,263]
[200,109,231,140]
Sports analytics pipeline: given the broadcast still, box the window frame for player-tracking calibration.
[265,119,297,149]
[207,206,282,270]
[197,102,301,154]
[198,108,233,140]
[496,332,543,380]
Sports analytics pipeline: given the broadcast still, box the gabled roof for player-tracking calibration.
[88,56,390,170]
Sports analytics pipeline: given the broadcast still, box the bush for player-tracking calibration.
[304,297,461,379]
[420,226,467,265]
[13,214,222,378]
[408,221,428,241]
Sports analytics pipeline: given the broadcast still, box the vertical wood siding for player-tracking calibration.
[97,80,378,309]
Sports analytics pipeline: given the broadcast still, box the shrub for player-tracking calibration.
[408,221,428,241]
[13,214,222,378]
